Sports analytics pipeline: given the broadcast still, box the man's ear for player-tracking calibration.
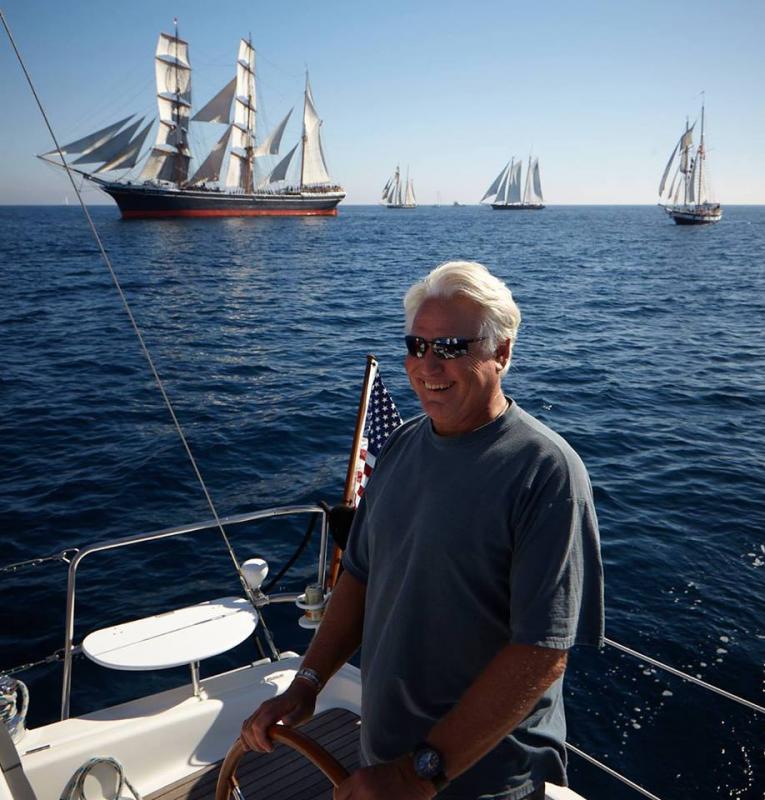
[496,338,511,370]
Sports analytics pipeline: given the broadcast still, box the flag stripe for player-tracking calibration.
[352,371,402,506]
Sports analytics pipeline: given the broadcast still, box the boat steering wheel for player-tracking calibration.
[215,725,349,800]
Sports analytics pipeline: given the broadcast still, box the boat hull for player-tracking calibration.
[491,203,545,211]
[100,183,346,219]
[668,205,722,225]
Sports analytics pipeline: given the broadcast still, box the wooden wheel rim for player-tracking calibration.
[215,725,350,800]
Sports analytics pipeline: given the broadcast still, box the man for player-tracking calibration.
[242,261,604,799]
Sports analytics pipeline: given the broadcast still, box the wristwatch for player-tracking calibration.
[412,741,450,792]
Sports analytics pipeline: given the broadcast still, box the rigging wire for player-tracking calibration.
[0,8,279,660]
[604,637,764,715]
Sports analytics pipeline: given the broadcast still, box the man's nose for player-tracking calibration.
[419,347,445,369]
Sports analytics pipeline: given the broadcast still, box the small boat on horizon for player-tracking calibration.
[481,155,544,210]
[381,165,416,208]
[658,100,721,225]
[38,23,345,219]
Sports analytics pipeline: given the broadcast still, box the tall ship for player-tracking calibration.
[482,156,544,210]
[39,26,345,218]
[381,165,416,208]
[658,101,721,225]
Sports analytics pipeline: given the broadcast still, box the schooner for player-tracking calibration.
[39,25,345,218]
[381,166,416,209]
[482,156,544,210]
[658,100,721,225]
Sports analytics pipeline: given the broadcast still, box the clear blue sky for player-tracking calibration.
[1,0,763,205]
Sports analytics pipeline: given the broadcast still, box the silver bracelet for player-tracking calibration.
[294,667,323,692]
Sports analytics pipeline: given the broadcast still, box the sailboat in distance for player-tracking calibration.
[38,24,345,218]
[482,155,544,210]
[658,100,721,225]
[381,165,416,208]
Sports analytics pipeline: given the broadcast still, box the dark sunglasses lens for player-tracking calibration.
[405,336,424,357]
[432,338,468,359]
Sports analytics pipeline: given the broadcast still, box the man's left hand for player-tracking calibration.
[333,759,436,800]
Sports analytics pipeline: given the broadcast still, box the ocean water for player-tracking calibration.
[0,204,763,800]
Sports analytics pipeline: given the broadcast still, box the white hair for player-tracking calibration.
[403,261,521,375]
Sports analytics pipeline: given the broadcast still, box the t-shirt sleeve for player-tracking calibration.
[341,494,370,584]
[509,461,604,650]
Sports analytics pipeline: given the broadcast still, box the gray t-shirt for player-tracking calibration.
[342,400,604,800]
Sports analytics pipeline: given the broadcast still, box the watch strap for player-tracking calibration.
[294,667,323,692]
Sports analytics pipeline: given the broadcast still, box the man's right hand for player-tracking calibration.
[240,680,318,753]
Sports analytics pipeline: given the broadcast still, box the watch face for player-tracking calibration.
[414,747,442,779]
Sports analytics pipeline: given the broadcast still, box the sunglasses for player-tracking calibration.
[405,335,487,360]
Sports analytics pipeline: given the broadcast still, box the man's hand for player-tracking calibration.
[333,759,436,800]
[240,680,318,753]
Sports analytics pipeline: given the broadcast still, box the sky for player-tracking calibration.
[1,0,763,206]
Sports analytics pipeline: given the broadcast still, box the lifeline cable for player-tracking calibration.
[605,636,764,715]
[0,9,279,659]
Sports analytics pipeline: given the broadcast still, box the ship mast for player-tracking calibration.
[697,98,706,207]
[300,71,308,190]
[683,116,690,207]
[173,18,186,186]
[244,34,255,193]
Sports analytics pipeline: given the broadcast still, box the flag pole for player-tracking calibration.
[326,353,378,590]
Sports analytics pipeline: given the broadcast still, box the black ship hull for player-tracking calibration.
[668,206,722,225]
[99,182,346,219]
[490,203,545,211]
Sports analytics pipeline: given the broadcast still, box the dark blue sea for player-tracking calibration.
[1,205,763,800]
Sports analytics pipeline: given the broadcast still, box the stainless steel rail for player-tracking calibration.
[60,504,329,720]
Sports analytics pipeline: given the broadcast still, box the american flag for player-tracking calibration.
[353,371,403,506]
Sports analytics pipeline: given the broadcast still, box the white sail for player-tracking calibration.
[522,157,533,204]
[187,126,232,184]
[508,160,522,203]
[383,167,401,204]
[230,124,253,152]
[233,40,256,130]
[225,152,245,190]
[688,155,700,204]
[531,159,543,202]
[666,171,678,203]
[40,116,135,158]
[396,181,403,205]
[672,177,683,205]
[140,30,192,184]
[253,109,293,157]
[219,39,256,192]
[141,148,189,183]
[73,118,144,165]
[495,163,511,204]
[267,142,299,183]
[481,162,508,202]
[153,97,189,147]
[658,142,678,196]
[93,121,153,173]
[300,76,332,186]
[678,123,695,175]
[404,178,416,206]
[388,178,399,204]
[192,78,236,123]
[155,34,191,100]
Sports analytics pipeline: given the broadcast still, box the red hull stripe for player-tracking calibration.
[120,208,339,219]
